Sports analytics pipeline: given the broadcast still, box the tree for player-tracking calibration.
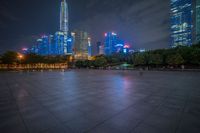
[94,57,107,68]
[24,54,44,64]
[190,48,200,65]
[75,60,83,68]
[167,53,184,66]
[133,53,146,66]
[1,51,18,64]
[0,55,2,64]
[149,53,162,66]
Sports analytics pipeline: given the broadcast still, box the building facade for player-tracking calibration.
[60,0,69,55]
[96,42,101,55]
[170,0,200,47]
[72,30,90,60]
[196,0,200,42]
[104,32,125,55]
[88,37,92,57]
[54,32,65,55]
[104,32,118,55]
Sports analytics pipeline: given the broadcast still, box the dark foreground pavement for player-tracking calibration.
[0,70,200,133]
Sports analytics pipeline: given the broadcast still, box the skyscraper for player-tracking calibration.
[60,0,68,34]
[104,32,125,55]
[72,30,90,60]
[96,42,102,55]
[54,32,65,55]
[104,32,117,55]
[88,37,92,57]
[170,0,200,47]
[60,0,69,55]
[196,0,200,42]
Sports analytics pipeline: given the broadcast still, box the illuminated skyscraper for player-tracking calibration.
[170,0,200,47]
[54,32,65,55]
[96,42,102,55]
[60,0,69,55]
[60,0,68,34]
[104,32,125,55]
[196,0,200,42]
[72,30,90,60]
[88,37,92,57]
[104,32,117,55]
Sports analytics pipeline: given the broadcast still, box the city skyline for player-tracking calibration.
[0,0,171,54]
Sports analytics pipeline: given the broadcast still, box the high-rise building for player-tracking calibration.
[104,32,117,55]
[196,0,200,42]
[99,45,104,55]
[72,30,90,60]
[60,0,68,34]
[96,42,101,55]
[66,37,73,55]
[48,35,54,55]
[170,0,200,47]
[88,37,92,57]
[54,32,65,55]
[60,0,69,55]
[104,32,125,55]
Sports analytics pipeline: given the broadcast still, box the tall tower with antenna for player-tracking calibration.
[60,0,68,35]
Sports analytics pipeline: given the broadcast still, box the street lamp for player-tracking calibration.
[18,54,24,64]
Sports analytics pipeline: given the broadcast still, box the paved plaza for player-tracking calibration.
[0,70,200,133]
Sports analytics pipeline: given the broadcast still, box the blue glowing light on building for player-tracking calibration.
[104,32,117,55]
[54,32,65,55]
[66,37,73,54]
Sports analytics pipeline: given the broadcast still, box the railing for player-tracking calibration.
[0,63,68,70]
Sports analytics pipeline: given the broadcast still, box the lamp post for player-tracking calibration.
[18,54,24,68]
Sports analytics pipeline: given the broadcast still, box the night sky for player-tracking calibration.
[0,0,171,54]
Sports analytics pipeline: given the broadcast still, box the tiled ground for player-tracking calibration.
[0,70,200,133]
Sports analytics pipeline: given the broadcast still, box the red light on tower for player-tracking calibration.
[124,44,130,49]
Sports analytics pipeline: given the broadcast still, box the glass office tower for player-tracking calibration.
[170,0,193,47]
[196,0,200,42]
[60,0,68,34]
[104,32,125,55]
[54,32,65,55]
[170,0,200,47]
[104,32,117,55]
[60,0,69,55]
[72,30,90,60]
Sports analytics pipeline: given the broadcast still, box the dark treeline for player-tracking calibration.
[75,43,200,69]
